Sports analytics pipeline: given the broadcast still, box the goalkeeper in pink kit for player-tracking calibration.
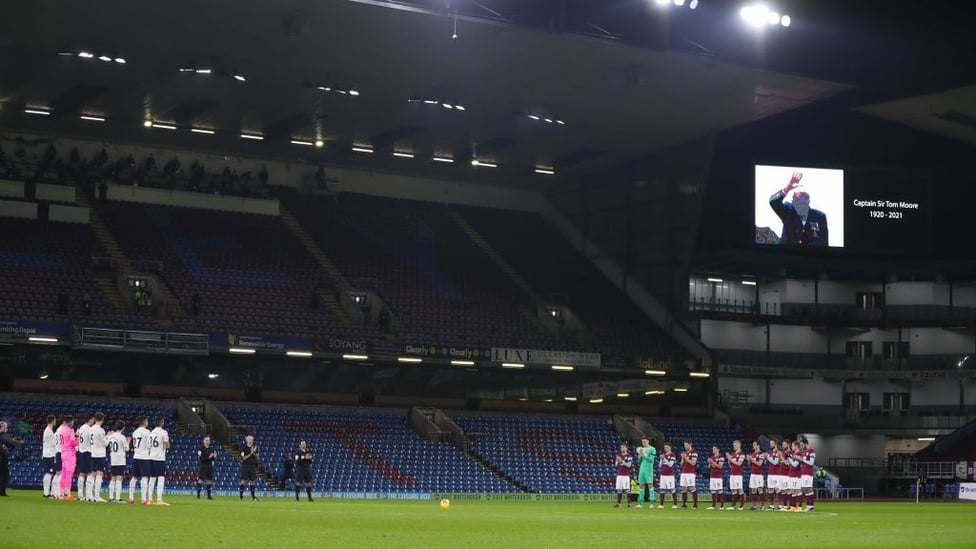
[56,415,79,500]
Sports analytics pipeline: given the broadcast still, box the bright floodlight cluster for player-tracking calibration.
[739,4,791,27]
[524,113,565,126]
[408,97,466,111]
[59,50,126,64]
[179,66,247,82]
[315,83,360,96]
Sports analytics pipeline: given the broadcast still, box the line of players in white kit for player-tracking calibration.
[40,412,171,505]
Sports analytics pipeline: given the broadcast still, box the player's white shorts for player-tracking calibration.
[729,475,743,490]
[709,478,724,492]
[659,475,676,491]
[788,477,800,490]
[680,473,696,489]
[749,474,765,490]
[800,475,813,489]
[768,475,782,491]
[616,475,631,491]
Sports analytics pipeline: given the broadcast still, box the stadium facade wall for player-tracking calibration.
[141,384,246,401]
[884,437,933,454]
[48,204,90,224]
[13,378,125,396]
[701,321,767,352]
[719,376,974,408]
[817,281,883,305]
[0,179,24,199]
[0,199,37,219]
[719,278,965,310]
[885,282,944,306]
[911,379,973,406]
[334,167,547,212]
[769,378,844,406]
[703,320,975,357]
[904,328,973,355]
[106,183,280,215]
[34,183,76,203]
[955,286,976,308]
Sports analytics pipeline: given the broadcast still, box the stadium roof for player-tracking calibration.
[0,0,849,188]
[855,86,976,147]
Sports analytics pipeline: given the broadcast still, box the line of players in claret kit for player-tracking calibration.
[615,436,817,512]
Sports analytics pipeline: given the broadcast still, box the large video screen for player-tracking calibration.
[754,164,929,251]
[754,165,844,247]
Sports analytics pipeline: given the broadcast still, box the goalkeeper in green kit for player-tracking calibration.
[635,437,657,509]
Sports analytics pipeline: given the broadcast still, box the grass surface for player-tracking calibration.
[1,490,974,548]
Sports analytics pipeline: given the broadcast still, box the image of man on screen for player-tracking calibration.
[769,172,829,246]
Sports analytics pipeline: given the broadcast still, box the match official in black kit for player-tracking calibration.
[239,435,259,501]
[0,420,25,496]
[295,439,313,502]
[197,435,217,499]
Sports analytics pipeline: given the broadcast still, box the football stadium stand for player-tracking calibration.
[1,144,694,364]
[96,200,382,344]
[0,217,154,329]
[219,403,519,493]
[451,412,625,493]
[280,191,565,350]
[455,205,689,359]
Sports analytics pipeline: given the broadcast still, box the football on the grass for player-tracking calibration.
[439,498,450,509]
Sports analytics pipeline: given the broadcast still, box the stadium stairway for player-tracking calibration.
[931,416,976,457]
[448,211,539,302]
[278,205,358,328]
[613,414,666,450]
[218,440,283,490]
[449,210,597,349]
[76,185,182,321]
[458,433,531,493]
[449,211,562,343]
[74,187,131,312]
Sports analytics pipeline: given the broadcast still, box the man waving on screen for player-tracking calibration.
[769,171,829,246]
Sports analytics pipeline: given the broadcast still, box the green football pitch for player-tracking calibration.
[2,491,974,548]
